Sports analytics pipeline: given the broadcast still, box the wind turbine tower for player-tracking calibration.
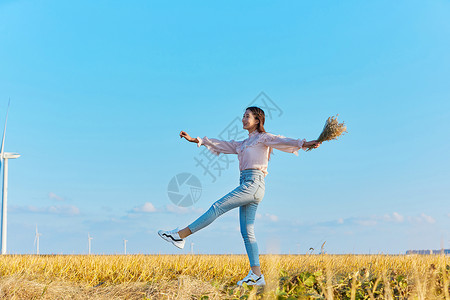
[123,239,127,255]
[1,101,20,255]
[34,225,42,255]
[88,233,93,255]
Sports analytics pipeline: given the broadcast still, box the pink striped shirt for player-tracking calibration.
[197,130,307,177]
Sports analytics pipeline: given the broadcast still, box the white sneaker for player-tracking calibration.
[237,270,266,286]
[158,228,185,249]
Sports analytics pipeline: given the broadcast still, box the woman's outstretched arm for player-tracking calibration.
[303,140,321,148]
[180,131,199,144]
[179,131,241,155]
[262,133,321,156]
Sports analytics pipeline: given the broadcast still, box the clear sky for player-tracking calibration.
[0,0,449,255]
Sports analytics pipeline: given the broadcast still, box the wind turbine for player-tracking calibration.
[123,239,127,255]
[190,242,194,255]
[34,225,42,255]
[1,101,20,255]
[88,233,93,255]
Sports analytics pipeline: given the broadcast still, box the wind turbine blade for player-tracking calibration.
[0,100,10,162]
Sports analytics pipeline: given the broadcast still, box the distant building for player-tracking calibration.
[406,249,450,255]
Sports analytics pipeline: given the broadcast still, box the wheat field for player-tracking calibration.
[0,254,449,299]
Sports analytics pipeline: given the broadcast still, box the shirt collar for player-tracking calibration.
[248,130,259,137]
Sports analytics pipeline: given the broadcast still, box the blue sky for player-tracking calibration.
[0,0,449,255]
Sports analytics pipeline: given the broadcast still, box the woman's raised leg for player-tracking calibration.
[178,227,192,239]
[186,181,257,235]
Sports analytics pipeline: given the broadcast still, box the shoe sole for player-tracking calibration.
[158,231,185,249]
[237,277,265,286]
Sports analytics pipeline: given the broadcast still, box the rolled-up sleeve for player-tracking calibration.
[262,133,306,156]
[197,136,240,156]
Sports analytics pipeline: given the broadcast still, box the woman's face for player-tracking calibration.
[242,109,259,132]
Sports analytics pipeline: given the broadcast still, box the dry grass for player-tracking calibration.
[306,114,347,151]
[0,254,449,299]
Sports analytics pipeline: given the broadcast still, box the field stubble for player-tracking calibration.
[0,254,449,299]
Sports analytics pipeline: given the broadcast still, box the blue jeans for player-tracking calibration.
[188,169,265,267]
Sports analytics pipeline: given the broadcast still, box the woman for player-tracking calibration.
[158,106,321,286]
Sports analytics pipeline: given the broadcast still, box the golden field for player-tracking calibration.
[0,254,449,299]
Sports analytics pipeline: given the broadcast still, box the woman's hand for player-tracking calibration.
[180,131,197,143]
[303,140,321,149]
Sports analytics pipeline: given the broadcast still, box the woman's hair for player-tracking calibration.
[245,106,266,133]
[246,106,273,161]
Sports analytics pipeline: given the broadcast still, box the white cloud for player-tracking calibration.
[48,192,65,201]
[420,213,435,224]
[166,204,188,214]
[312,212,436,231]
[266,213,278,222]
[48,205,80,215]
[355,219,377,226]
[128,203,204,217]
[256,213,278,222]
[10,205,80,216]
[133,202,157,213]
[383,212,404,223]
[408,213,436,224]
[392,212,404,222]
[165,204,204,215]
